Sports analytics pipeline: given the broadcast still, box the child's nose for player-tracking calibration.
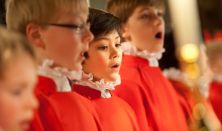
[82,28,94,44]
[154,16,164,26]
[26,93,39,110]
[111,48,119,59]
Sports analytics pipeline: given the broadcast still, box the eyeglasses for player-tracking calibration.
[47,22,90,34]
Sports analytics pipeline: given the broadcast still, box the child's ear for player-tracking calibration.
[26,23,45,49]
[121,24,131,41]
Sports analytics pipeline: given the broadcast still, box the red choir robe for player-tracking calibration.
[29,76,102,131]
[209,81,222,123]
[114,55,189,131]
[168,79,195,123]
[72,84,140,131]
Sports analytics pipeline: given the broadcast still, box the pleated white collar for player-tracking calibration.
[121,41,165,67]
[38,59,82,92]
[75,73,121,98]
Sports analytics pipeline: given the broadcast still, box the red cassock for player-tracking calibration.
[168,79,195,123]
[114,55,189,131]
[72,84,140,131]
[209,81,222,123]
[29,76,102,131]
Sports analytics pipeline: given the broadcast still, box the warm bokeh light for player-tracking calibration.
[180,43,199,63]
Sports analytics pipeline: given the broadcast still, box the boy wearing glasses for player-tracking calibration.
[5,0,102,130]
[107,0,189,130]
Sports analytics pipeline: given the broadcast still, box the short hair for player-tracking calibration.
[6,0,88,34]
[0,26,36,78]
[84,8,121,59]
[107,0,164,23]
[206,41,222,64]
[88,8,121,39]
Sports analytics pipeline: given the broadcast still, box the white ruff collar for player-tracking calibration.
[213,74,222,83]
[121,42,165,67]
[75,73,121,98]
[38,59,82,92]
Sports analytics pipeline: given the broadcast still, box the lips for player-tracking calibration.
[111,63,120,68]
[110,63,120,72]
[20,120,31,130]
[80,52,86,61]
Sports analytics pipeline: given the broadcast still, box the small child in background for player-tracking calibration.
[206,41,222,123]
[0,27,38,131]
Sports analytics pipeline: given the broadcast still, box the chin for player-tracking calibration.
[71,63,82,71]
[107,74,120,82]
[147,46,164,53]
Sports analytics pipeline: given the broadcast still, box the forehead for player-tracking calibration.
[134,5,164,13]
[93,30,120,41]
[53,4,88,21]
[1,55,35,77]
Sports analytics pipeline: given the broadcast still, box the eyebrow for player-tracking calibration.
[138,6,164,14]
[115,36,120,40]
[137,7,151,13]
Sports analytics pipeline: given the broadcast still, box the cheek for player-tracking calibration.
[64,36,82,50]
[214,64,222,73]
[53,39,82,58]
[94,57,107,70]
[85,56,108,73]
[0,98,20,125]
[119,54,123,62]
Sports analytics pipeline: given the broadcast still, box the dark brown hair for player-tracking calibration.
[84,8,121,59]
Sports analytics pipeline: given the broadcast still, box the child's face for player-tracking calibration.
[123,5,165,52]
[38,8,93,71]
[83,30,122,82]
[0,55,38,131]
[209,56,222,75]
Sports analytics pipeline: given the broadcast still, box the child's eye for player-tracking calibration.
[11,88,23,96]
[157,11,164,17]
[115,43,122,48]
[98,45,108,50]
[140,14,151,20]
[140,11,164,21]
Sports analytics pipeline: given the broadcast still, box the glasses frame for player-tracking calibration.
[47,22,90,34]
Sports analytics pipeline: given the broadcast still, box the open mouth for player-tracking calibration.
[20,120,31,130]
[80,52,86,61]
[155,32,163,39]
[111,63,120,68]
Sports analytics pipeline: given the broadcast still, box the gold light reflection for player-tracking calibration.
[180,43,199,63]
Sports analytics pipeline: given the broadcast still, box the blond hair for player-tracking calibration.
[0,26,35,78]
[6,0,88,34]
[107,0,164,24]
[206,41,222,64]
